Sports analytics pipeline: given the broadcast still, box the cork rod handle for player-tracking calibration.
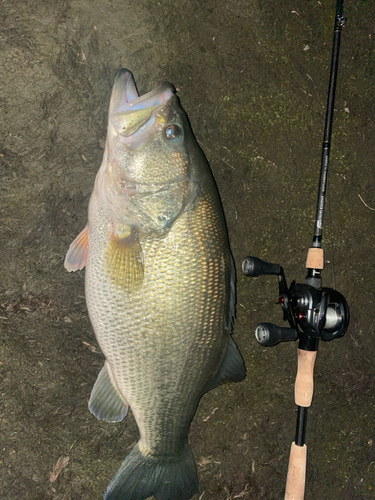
[284,349,317,499]
[285,443,307,500]
[295,349,317,407]
[305,247,324,270]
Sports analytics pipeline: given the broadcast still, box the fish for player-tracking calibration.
[64,69,245,500]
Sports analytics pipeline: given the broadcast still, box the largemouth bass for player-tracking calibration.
[65,69,245,500]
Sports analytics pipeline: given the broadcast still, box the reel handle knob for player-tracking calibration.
[242,256,281,277]
[255,323,298,347]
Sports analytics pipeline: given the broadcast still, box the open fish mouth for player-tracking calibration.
[108,69,175,148]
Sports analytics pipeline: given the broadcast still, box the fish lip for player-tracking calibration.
[111,98,177,153]
[108,69,139,114]
[109,68,175,118]
[118,81,175,113]
[111,69,175,116]
[108,72,176,142]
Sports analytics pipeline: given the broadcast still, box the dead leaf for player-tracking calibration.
[50,456,70,483]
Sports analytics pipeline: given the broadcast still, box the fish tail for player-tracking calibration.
[104,442,199,500]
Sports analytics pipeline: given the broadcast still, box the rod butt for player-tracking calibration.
[285,442,307,500]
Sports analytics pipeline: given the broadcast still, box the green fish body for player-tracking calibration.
[65,69,245,500]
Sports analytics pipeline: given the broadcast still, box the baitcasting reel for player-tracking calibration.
[242,256,349,349]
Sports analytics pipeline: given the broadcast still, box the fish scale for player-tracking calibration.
[65,69,245,500]
[86,188,228,457]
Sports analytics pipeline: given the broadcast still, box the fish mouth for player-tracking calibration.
[108,69,175,149]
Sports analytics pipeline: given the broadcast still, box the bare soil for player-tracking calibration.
[1,1,374,499]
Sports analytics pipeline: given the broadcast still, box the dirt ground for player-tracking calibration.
[1,1,374,499]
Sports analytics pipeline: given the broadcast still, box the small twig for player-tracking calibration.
[83,341,98,353]
[197,141,236,170]
[233,483,250,498]
[203,407,219,422]
[358,194,375,211]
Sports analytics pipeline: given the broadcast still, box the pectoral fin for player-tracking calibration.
[89,363,129,422]
[105,226,144,291]
[64,224,89,271]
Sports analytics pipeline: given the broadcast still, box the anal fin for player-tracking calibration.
[89,362,129,422]
[203,336,246,394]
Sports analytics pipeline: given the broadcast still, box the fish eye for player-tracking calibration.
[164,124,182,141]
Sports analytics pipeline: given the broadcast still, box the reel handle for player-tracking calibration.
[242,256,281,277]
[255,323,298,347]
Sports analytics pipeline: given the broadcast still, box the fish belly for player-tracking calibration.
[85,186,230,459]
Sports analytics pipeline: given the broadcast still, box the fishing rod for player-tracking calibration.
[242,1,349,498]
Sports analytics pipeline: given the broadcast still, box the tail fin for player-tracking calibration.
[104,442,199,500]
